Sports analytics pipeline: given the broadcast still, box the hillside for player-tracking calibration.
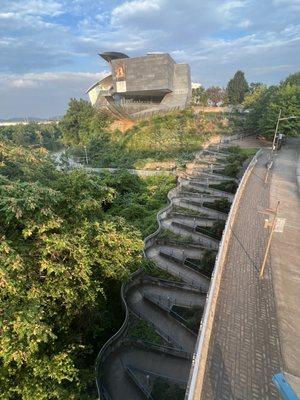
[65,106,244,170]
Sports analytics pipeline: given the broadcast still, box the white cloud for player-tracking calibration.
[0,0,299,116]
[238,19,252,28]
[0,13,15,19]
[1,71,106,89]
[0,71,107,118]
[111,0,161,24]
[3,0,64,17]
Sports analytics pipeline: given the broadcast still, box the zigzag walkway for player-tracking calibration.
[96,146,235,400]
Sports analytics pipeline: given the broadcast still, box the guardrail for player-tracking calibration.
[185,148,263,400]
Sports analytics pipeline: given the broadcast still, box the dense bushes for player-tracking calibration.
[0,141,174,399]
[80,109,212,169]
[61,105,241,169]
[99,172,176,237]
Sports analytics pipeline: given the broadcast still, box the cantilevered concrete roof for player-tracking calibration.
[99,52,129,63]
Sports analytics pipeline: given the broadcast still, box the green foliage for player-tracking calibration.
[203,198,231,213]
[192,86,226,106]
[127,318,163,345]
[60,98,112,146]
[0,141,177,398]
[281,72,300,87]
[258,84,300,137]
[220,146,257,177]
[244,77,300,137]
[142,259,183,282]
[196,220,225,240]
[99,172,176,238]
[0,141,56,182]
[185,250,216,278]
[0,142,144,399]
[243,83,268,109]
[192,86,208,106]
[211,180,238,194]
[226,70,249,105]
[171,305,202,332]
[248,82,265,94]
[66,109,211,169]
[0,122,62,150]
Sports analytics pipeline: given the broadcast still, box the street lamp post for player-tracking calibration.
[271,110,281,154]
[265,111,299,184]
[271,110,299,156]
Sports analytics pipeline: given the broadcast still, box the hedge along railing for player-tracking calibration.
[185,148,263,400]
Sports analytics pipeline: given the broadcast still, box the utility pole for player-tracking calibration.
[258,201,280,279]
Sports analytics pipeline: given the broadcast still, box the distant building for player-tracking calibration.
[87,52,191,119]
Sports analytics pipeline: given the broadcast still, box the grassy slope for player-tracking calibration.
[82,109,244,169]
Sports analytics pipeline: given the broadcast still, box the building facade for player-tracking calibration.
[87,52,192,119]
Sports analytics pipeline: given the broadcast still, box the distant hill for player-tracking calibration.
[0,116,62,122]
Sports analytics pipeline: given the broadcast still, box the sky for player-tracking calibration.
[0,0,299,118]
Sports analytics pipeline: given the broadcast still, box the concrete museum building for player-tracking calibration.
[87,52,192,119]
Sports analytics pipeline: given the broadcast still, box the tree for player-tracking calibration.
[226,71,249,105]
[205,86,226,106]
[281,71,300,87]
[0,122,62,150]
[244,77,300,137]
[243,83,268,109]
[192,86,208,106]
[258,84,300,136]
[60,99,111,146]
[0,142,143,399]
[248,82,265,95]
[59,99,94,145]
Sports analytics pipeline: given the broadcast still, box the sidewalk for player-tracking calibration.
[199,150,282,400]
[269,138,300,395]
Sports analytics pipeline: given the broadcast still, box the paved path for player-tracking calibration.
[269,138,300,395]
[199,150,282,400]
[103,345,191,400]
[127,281,201,352]
[145,243,210,289]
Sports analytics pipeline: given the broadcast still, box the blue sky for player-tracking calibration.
[0,0,299,118]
